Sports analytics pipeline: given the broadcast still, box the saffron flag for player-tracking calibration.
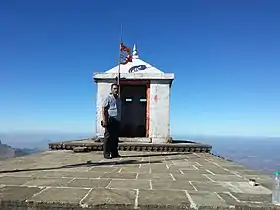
[120,43,132,65]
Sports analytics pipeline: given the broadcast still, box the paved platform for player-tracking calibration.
[0,151,278,209]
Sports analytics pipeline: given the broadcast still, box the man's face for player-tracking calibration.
[111,85,119,95]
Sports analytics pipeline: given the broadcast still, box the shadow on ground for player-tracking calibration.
[0,155,186,174]
[120,152,186,158]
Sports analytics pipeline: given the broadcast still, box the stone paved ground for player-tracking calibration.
[0,150,278,209]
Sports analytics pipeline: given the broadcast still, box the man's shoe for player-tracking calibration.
[112,154,121,158]
[104,155,112,159]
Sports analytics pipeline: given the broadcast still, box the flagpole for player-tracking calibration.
[117,24,123,96]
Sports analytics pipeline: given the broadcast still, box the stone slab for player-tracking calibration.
[120,166,150,173]
[232,169,266,176]
[218,192,240,206]
[220,181,272,194]
[179,166,200,172]
[0,186,43,201]
[231,192,272,203]
[151,180,195,190]
[188,191,229,209]
[0,176,34,185]
[101,172,137,179]
[0,171,38,177]
[200,167,235,175]
[28,187,89,203]
[191,181,230,192]
[35,170,104,179]
[173,173,211,182]
[67,178,111,188]
[138,189,190,209]
[22,177,72,187]
[90,166,118,173]
[138,172,174,180]
[108,179,150,190]
[206,174,246,182]
[81,188,136,209]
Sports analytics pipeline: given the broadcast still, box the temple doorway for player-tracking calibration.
[120,84,147,137]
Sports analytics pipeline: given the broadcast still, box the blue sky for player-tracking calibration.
[0,0,280,137]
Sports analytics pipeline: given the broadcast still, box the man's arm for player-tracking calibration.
[118,98,122,121]
[101,96,109,126]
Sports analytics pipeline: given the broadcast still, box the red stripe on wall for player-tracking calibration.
[146,82,150,137]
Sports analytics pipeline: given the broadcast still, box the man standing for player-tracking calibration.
[101,83,121,159]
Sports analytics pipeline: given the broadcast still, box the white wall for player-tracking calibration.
[149,80,171,143]
[95,80,115,137]
[95,79,172,142]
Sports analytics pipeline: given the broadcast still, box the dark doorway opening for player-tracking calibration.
[120,84,147,137]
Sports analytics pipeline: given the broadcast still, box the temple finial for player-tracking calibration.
[132,44,139,59]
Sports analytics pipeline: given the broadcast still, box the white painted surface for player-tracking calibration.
[149,81,171,143]
[106,59,163,74]
[119,137,151,143]
[95,81,114,137]
[106,45,163,74]
[132,44,139,59]
[94,79,172,141]
[93,72,174,80]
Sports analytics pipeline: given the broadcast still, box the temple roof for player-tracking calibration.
[105,44,164,74]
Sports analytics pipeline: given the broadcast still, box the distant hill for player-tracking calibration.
[0,132,92,149]
[0,131,92,160]
[0,140,43,160]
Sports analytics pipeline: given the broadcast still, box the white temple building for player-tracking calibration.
[93,44,174,143]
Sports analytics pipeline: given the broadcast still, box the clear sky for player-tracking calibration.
[1,0,280,137]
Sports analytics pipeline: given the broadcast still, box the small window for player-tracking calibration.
[140,98,146,102]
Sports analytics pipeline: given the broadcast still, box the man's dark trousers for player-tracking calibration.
[103,117,120,158]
